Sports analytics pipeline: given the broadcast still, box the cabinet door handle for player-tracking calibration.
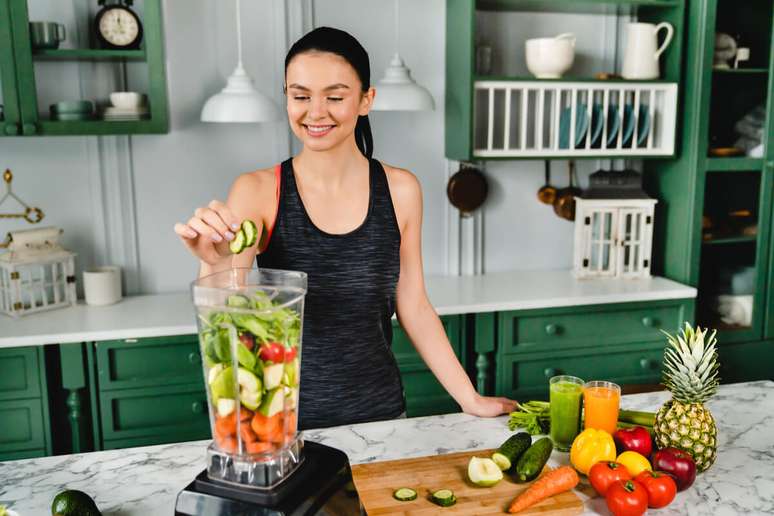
[544,367,559,378]
[544,323,560,335]
[641,316,656,327]
[188,352,201,365]
[640,358,655,370]
[4,123,19,136]
[191,401,204,414]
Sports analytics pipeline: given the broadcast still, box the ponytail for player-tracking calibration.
[355,115,373,159]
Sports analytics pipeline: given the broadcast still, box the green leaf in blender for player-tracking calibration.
[259,387,284,417]
[236,340,257,370]
[263,363,284,390]
[217,398,236,417]
[227,294,251,308]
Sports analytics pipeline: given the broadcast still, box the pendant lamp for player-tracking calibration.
[201,0,280,122]
[371,0,435,111]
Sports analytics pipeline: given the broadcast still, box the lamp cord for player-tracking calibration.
[236,0,243,68]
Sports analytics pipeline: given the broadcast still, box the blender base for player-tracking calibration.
[174,440,361,516]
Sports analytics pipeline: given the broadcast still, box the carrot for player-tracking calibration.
[251,413,281,441]
[507,466,579,514]
[215,435,237,453]
[246,441,274,454]
[215,413,237,437]
[240,421,259,443]
[239,408,254,422]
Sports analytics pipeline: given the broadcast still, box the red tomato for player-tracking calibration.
[259,342,284,362]
[606,480,648,516]
[636,470,677,508]
[589,461,632,496]
[238,332,255,351]
[284,346,297,362]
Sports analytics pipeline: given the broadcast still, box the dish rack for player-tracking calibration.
[473,81,678,158]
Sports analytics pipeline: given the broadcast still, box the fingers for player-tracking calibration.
[207,200,241,232]
[188,216,223,243]
[174,223,197,239]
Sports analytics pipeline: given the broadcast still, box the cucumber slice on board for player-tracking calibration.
[229,229,246,254]
[392,487,417,501]
[242,219,258,247]
[431,489,456,507]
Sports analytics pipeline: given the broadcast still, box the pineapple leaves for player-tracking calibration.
[660,322,720,404]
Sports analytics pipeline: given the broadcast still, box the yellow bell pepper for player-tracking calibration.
[616,451,652,477]
[570,428,616,475]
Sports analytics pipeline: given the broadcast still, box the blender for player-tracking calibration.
[175,268,360,515]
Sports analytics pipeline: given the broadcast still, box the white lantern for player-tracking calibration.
[573,171,657,279]
[0,227,77,317]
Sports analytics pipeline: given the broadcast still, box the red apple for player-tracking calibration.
[652,447,697,491]
[614,426,653,457]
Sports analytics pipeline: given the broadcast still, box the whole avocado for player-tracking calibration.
[51,490,101,516]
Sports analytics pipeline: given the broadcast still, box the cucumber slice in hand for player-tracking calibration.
[242,219,258,247]
[229,229,246,254]
[392,487,417,502]
[431,489,456,507]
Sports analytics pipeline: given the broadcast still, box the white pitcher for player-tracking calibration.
[622,22,674,80]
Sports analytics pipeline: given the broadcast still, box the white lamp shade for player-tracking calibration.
[371,54,435,111]
[201,65,281,123]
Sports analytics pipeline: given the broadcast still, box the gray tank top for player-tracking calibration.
[256,158,405,429]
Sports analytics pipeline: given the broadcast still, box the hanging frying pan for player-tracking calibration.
[447,164,488,217]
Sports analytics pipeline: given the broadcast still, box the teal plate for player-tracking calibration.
[559,105,590,149]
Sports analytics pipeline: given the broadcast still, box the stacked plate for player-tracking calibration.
[103,106,149,121]
[50,100,95,121]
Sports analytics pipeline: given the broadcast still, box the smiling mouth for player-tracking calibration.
[303,124,335,136]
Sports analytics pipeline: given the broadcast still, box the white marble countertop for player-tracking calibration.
[0,380,769,515]
[0,270,695,348]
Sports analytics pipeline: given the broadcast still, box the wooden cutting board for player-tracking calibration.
[351,449,584,515]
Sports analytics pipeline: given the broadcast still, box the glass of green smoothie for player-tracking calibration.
[549,375,584,452]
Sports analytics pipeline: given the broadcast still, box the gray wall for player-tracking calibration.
[0,0,625,295]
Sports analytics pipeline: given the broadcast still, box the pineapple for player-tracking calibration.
[654,322,720,472]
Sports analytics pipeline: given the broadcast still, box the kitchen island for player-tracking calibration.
[1,380,771,515]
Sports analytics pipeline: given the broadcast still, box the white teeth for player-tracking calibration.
[306,125,332,134]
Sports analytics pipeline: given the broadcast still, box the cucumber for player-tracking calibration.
[514,437,553,483]
[492,432,532,471]
[431,489,456,507]
[392,487,417,502]
[242,219,258,247]
[229,229,246,254]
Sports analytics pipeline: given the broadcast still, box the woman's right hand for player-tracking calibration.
[174,200,242,265]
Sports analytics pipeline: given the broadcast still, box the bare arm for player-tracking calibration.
[388,165,517,417]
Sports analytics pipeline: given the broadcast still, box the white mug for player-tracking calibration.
[622,22,674,80]
[83,266,122,306]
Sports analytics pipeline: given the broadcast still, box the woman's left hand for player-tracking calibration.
[462,393,519,417]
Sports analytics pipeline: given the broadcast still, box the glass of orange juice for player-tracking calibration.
[583,381,621,434]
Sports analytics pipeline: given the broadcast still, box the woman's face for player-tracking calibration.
[285,51,374,153]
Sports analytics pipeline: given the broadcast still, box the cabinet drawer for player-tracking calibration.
[0,347,40,400]
[98,384,210,443]
[95,335,203,391]
[496,345,663,400]
[0,398,46,453]
[500,302,687,354]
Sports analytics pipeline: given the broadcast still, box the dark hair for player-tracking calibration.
[285,27,373,159]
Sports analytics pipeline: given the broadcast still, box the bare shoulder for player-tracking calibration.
[227,166,279,223]
[381,162,422,205]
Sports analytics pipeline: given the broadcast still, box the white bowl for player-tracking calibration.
[525,34,575,79]
[110,91,145,109]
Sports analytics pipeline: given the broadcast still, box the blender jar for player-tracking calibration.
[192,268,307,489]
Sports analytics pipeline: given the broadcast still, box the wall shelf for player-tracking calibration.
[477,0,681,14]
[32,49,147,61]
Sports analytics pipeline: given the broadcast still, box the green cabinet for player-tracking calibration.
[0,347,52,460]
[392,315,466,417]
[491,299,694,400]
[0,0,168,136]
[86,336,210,451]
[646,0,774,359]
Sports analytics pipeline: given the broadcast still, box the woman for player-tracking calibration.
[175,27,517,429]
